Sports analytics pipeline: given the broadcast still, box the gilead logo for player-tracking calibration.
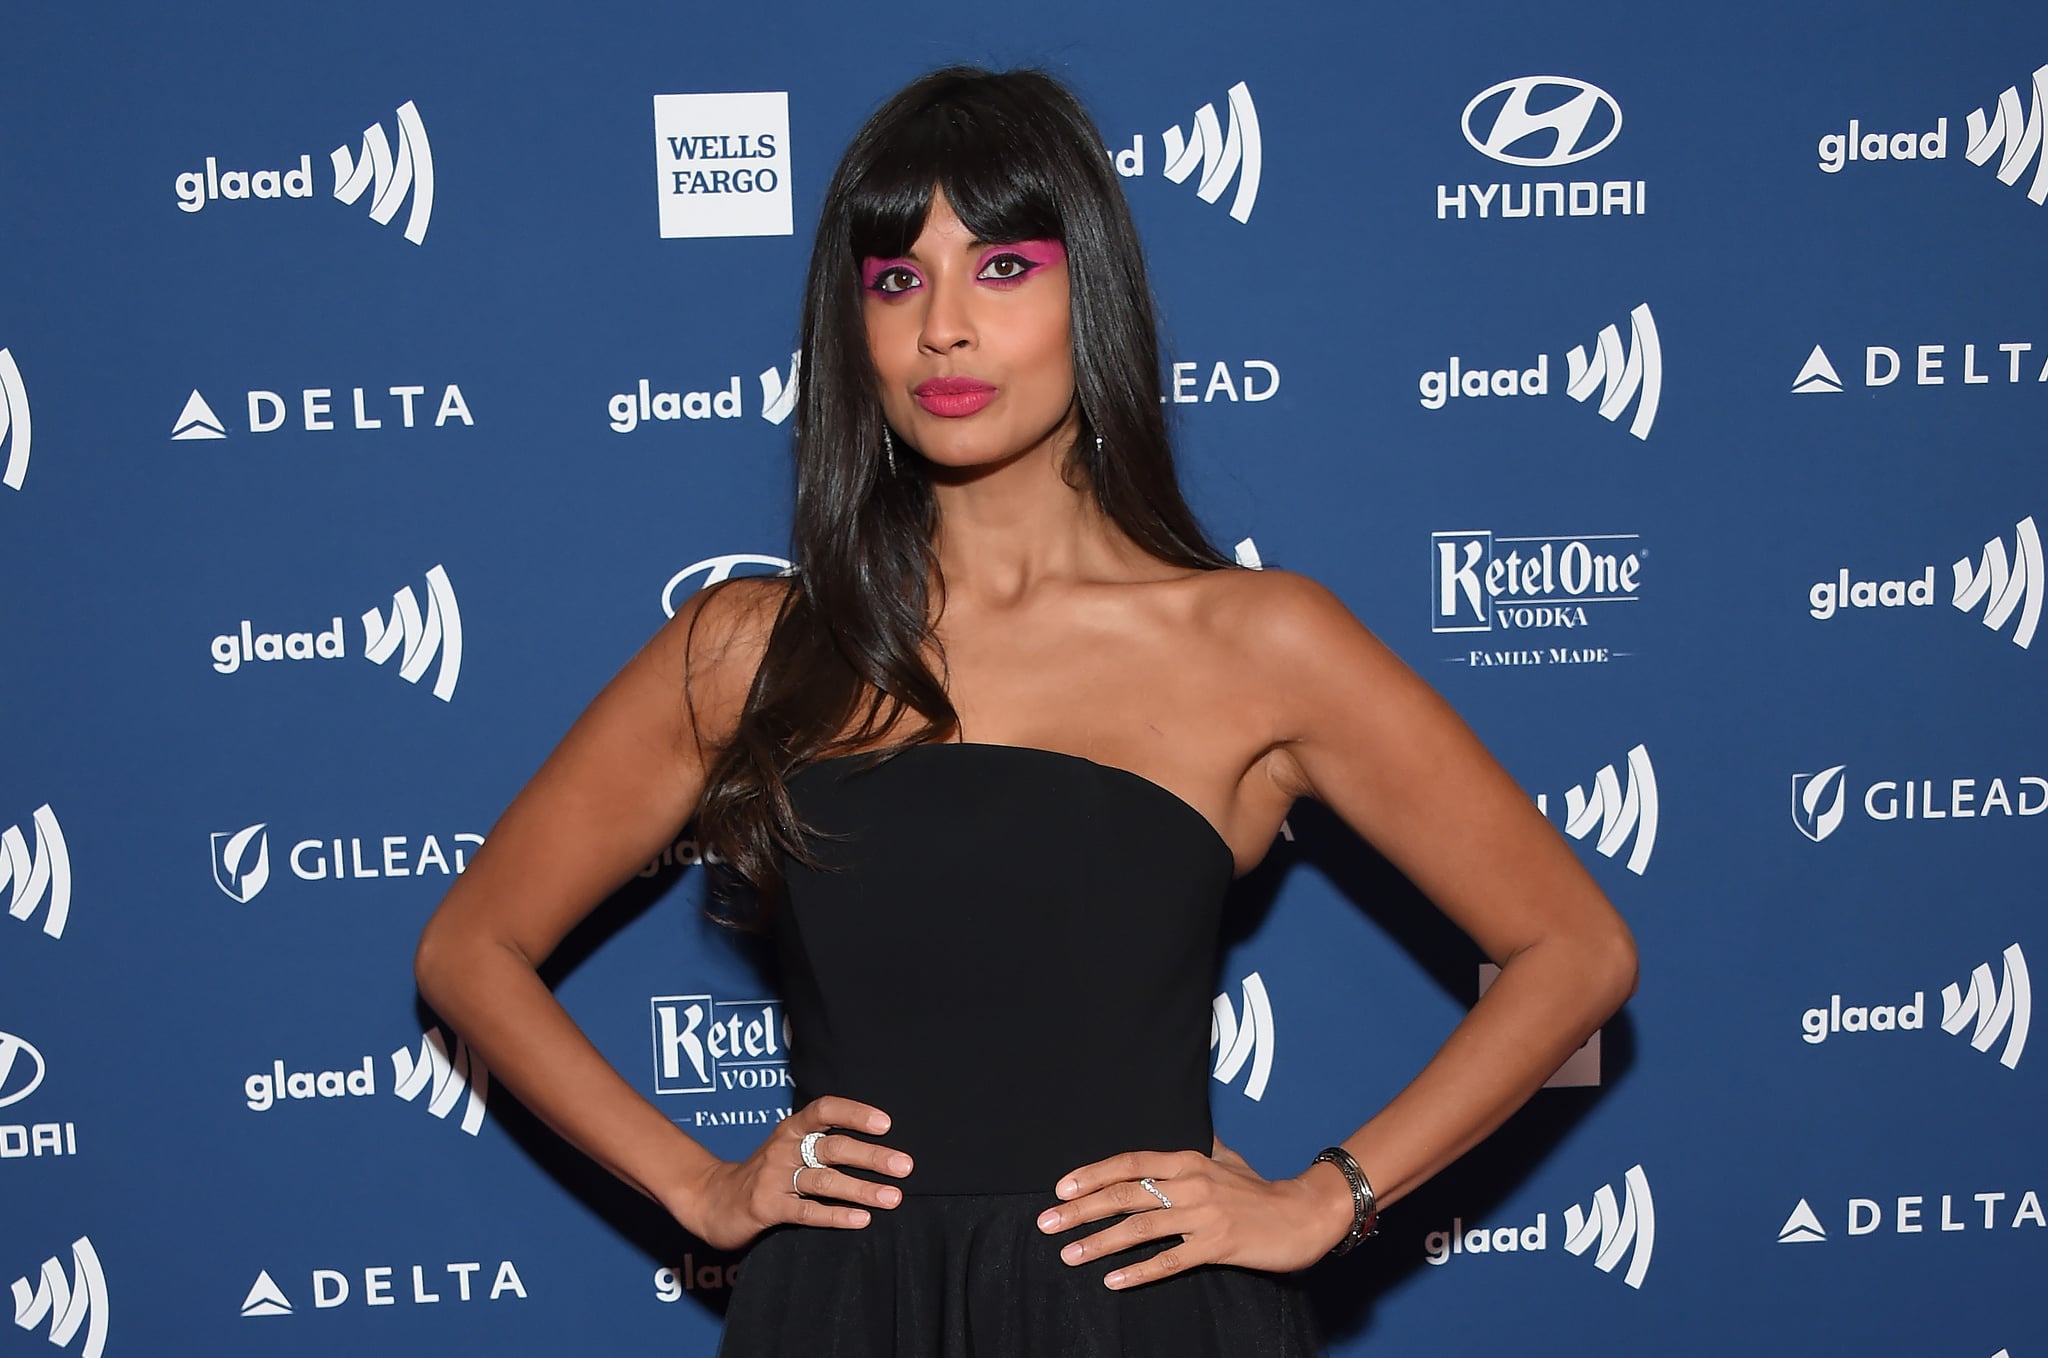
[1422,1164,1654,1289]
[210,823,483,902]
[1792,766,2048,842]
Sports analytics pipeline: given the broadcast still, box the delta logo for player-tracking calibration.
[209,563,463,702]
[209,821,483,903]
[1111,82,1263,224]
[1815,60,2048,207]
[9,1235,107,1357]
[240,1258,525,1317]
[1799,941,2032,1070]
[1440,75,1644,221]
[1422,1164,1655,1289]
[1,343,30,492]
[1791,341,2048,394]
[1791,765,2047,843]
[170,383,472,440]
[174,99,434,244]
[1778,1185,2045,1243]
[608,351,800,432]
[3,802,72,941]
[242,1027,491,1137]
[1806,515,2039,651]
[1418,303,1662,440]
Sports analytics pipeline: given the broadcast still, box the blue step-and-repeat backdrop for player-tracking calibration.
[4,3,2043,1354]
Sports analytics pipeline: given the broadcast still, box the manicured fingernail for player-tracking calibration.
[1037,1210,1060,1231]
[870,1114,889,1131]
[852,1210,870,1225]
[880,1188,901,1206]
[889,1155,912,1174]
[1061,1243,1083,1263]
[1104,1270,1126,1288]
[1058,1178,1078,1197]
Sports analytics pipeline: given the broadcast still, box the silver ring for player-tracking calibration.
[1138,1177,1172,1210]
[791,1164,808,1196]
[800,1130,827,1170]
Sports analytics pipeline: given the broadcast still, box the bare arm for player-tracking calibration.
[411,578,775,1233]
[1253,569,1640,1237]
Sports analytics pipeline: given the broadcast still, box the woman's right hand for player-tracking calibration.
[673,1095,915,1251]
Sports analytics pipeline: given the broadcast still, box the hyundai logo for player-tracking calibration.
[1462,77,1622,167]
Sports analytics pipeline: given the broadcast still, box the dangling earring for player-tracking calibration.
[1094,432,1104,457]
[882,424,899,476]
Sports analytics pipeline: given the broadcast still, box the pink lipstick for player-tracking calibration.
[914,376,997,418]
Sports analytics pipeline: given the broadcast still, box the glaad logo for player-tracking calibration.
[1109,83,1262,224]
[1443,76,1641,220]
[1807,516,2040,650]
[1798,942,2032,1069]
[1,345,31,491]
[1792,340,2048,394]
[4,804,72,941]
[10,1236,107,1358]
[1419,304,1661,440]
[1432,530,1645,666]
[656,1251,742,1298]
[210,564,463,701]
[659,553,795,618]
[1536,745,1658,876]
[1792,765,2047,842]
[607,352,801,433]
[240,1259,525,1315]
[1422,1164,1654,1289]
[1210,972,1273,1101]
[654,92,792,238]
[1481,964,1598,1085]
[391,1027,490,1135]
[171,383,472,439]
[174,100,433,244]
[1,1030,80,1162]
[1778,1185,2046,1243]
[210,823,483,903]
[651,994,793,1127]
[1818,62,2048,207]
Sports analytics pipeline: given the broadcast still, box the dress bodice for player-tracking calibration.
[775,741,1236,1195]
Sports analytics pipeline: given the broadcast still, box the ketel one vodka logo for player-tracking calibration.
[1816,60,2048,207]
[210,564,463,701]
[1110,82,1262,224]
[1422,1164,1655,1290]
[607,351,801,432]
[240,1259,526,1316]
[10,1237,107,1357]
[210,822,482,903]
[1792,765,2048,843]
[650,994,792,1127]
[1807,516,2041,650]
[1,344,30,491]
[3,803,72,940]
[1210,973,1273,1101]
[1778,1186,2047,1244]
[174,100,434,243]
[1419,304,1662,440]
[1799,943,2032,1070]
[1432,530,1645,665]
[1441,76,1642,221]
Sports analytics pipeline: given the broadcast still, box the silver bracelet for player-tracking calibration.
[1311,1146,1379,1256]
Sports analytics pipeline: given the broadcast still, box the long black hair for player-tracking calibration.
[688,65,1241,921]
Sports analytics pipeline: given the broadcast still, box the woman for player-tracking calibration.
[413,66,1637,1355]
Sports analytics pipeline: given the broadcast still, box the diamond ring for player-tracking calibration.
[800,1130,827,1170]
[1138,1177,1172,1210]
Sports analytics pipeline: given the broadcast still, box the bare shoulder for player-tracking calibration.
[644,572,799,754]
[1189,564,1400,677]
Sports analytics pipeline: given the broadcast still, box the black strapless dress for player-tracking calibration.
[717,741,1324,1357]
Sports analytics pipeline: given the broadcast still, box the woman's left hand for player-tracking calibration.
[1035,1136,1352,1288]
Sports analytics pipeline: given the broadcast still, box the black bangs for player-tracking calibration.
[844,86,1068,260]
